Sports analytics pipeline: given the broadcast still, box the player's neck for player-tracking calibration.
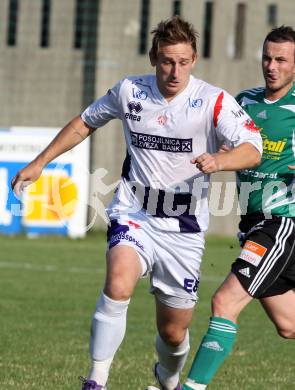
[265,82,293,101]
[162,85,187,102]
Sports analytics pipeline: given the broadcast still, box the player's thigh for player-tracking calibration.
[260,289,295,338]
[105,218,153,299]
[151,230,205,309]
[104,245,143,299]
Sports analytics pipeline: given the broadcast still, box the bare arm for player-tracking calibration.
[32,115,94,166]
[191,142,261,174]
[11,115,95,195]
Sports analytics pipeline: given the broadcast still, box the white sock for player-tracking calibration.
[88,357,113,387]
[88,292,130,385]
[156,330,190,390]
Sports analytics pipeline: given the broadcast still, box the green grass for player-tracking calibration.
[0,233,293,389]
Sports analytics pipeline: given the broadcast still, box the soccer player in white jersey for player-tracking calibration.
[183,26,295,390]
[11,17,262,390]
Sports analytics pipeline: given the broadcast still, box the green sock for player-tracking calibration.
[183,317,237,389]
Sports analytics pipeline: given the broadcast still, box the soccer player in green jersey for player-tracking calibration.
[183,26,295,390]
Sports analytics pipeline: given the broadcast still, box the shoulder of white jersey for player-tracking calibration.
[121,74,154,87]
[118,74,155,96]
[236,87,265,106]
[190,77,222,95]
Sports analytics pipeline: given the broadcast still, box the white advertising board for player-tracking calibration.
[0,127,90,238]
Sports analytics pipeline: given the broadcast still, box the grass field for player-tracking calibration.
[0,232,293,390]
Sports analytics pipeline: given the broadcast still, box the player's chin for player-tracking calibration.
[164,89,181,100]
[265,80,281,91]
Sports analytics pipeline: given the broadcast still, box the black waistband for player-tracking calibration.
[240,212,295,231]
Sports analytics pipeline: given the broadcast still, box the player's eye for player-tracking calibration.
[180,60,190,66]
[163,60,172,65]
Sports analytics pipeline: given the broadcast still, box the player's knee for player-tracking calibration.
[212,290,242,322]
[277,326,295,339]
[104,279,133,301]
[94,292,130,318]
[212,291,228,317]
[158,324,187,346]
[104,284,132,301]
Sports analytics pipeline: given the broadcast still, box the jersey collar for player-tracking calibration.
[152,75,193,106]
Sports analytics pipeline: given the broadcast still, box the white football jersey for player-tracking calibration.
[81,74,262,232]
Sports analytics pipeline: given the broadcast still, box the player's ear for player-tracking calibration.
[192,53,197,67]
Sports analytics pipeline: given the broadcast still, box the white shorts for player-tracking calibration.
[106,214,205,309]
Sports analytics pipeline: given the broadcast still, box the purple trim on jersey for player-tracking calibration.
[121,150,131,180]
[178,215,201,233]
[139,187,201,233]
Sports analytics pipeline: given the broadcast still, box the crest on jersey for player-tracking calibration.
[132,88,148,100]
[243,119,261,132]
[188,98,203,108]
[157,115,167,125]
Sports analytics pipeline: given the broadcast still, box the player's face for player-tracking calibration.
[262,40,295,100]
[151,42,196,101]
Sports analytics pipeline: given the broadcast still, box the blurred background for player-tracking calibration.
[1,0,294,236]
[1,3,295,389]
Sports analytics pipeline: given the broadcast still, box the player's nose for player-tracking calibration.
[171,64,179,78]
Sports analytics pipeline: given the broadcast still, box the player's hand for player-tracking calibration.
[288,164,295,170]
[191,153,222,173]
[11,161,44,197]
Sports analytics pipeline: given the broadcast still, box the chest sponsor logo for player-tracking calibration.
[261,133,287,160]
[240,169,278,180]
[239,240,267,266]
[263,137,286,152]
[131,132,192,153]
[132,88,148,100]
[125,101,143,121]
[188,98,203,108]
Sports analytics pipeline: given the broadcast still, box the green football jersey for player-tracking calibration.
[236,84,295,217]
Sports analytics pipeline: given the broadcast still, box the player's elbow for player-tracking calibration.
[248,148,261,168]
